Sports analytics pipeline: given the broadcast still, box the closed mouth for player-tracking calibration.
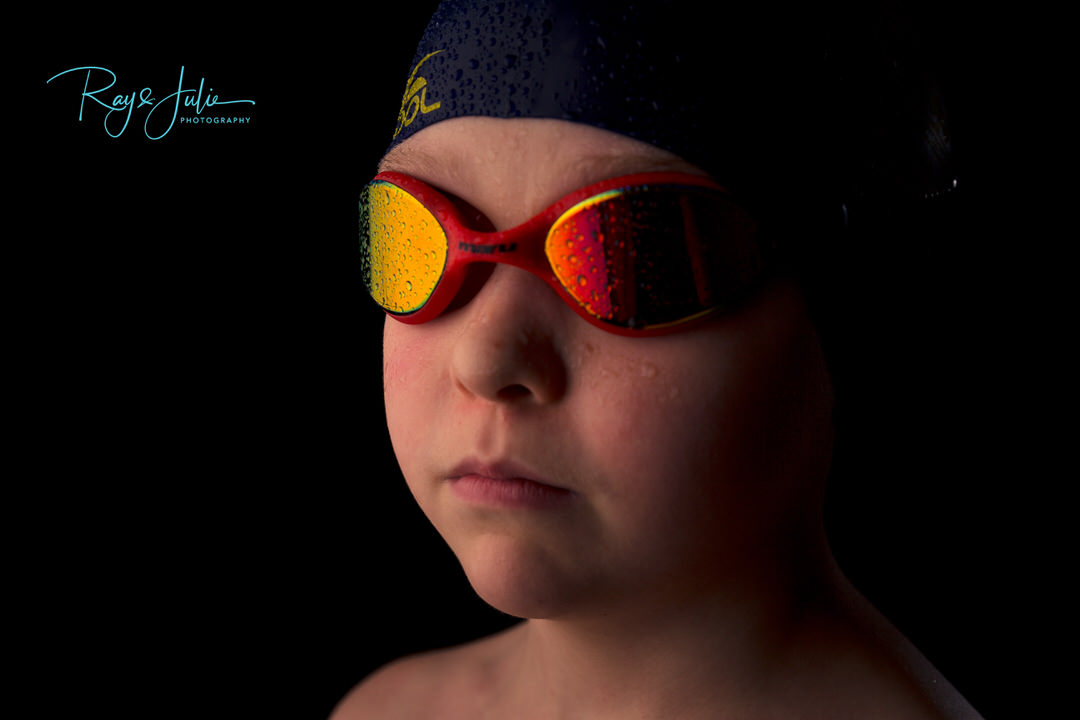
[446,460,576,507]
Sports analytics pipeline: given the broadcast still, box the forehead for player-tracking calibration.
[378,117,708,227]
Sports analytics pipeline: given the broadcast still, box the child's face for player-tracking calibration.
[379,118,834,620]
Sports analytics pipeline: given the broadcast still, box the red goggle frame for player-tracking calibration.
[359,170,768,336]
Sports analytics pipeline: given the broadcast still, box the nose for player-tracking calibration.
[449,265,569,404]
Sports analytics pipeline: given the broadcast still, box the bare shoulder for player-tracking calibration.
[784,584,986,720]
[815,638,985,720]
[328,653,438,720]
[328,625,522,720]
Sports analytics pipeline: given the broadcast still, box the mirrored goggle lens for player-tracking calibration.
[546,186,760,330]
[359,180,447,315]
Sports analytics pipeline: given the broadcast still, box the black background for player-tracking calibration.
[18,4,1038,718]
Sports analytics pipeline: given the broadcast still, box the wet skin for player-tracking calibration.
[335,117,982,720]
[380,117,835,623]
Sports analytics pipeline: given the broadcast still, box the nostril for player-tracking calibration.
[496,384,532,401]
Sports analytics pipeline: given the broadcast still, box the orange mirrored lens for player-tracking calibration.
[360,181,448,314]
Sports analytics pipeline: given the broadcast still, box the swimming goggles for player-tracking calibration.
[359,170,769,336]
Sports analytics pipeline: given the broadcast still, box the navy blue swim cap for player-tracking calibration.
[385,0,955,227]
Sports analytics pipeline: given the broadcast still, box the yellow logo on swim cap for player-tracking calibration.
[394,50,444,139]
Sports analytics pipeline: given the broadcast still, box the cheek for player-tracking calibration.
[382,321,422,399]
[383,321,443,474]
[573,347,722,508]
[574,316,831,523]
[565,351,738,579]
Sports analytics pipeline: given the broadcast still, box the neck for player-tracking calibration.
[499,527,843,719]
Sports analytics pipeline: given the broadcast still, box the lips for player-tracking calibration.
[446,460,576,508]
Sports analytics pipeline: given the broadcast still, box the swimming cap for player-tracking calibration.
[385,0,956,226]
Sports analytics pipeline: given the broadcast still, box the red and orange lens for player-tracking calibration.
[359,171,766,335]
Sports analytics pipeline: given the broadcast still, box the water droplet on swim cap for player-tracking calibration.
[387,1,836,198]
[386,0,957,237]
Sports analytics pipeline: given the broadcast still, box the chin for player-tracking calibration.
[451,532,600,620]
